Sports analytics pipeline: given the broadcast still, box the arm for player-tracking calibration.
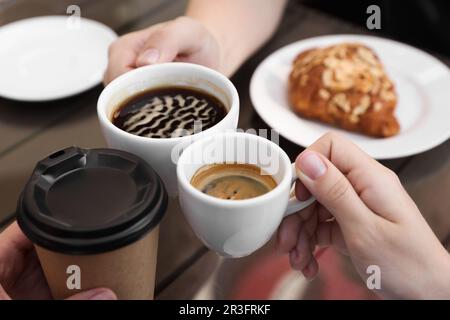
[186,0,287,75]
[104,0,287,83]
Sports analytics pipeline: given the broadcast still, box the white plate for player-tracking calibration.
[250,35,450,159]
[0,16,117,101]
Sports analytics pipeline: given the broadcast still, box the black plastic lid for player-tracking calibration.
[17,147,167,255]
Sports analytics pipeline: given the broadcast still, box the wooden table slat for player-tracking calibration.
[157,250,219,300]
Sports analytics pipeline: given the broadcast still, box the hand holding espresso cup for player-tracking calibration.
[277,132,450,299]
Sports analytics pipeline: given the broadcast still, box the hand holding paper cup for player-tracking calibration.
[177,132,315,257]
[17,147,167,300]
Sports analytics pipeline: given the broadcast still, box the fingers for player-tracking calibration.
[317,205,333,222]
[316,221,348,255]
[301,257,319,279]
[306,132,376,176]
[276,201,318,252]
[294,178,311,201]
[104,17,219,85]
[290,226,315,271]
[304,132,408,222]
[0,280,116,301]
[296,148,374,232]
[66,288,117,300]
[135,17,210,67]
[277,204,347,279]
[278,204,321,279]
[104,26,161,84]
[277,203,332,252]
[0,285,10,300]
[289,228,319,279]
[0,222,33,253]
[0,222,33,262]
[0,223,35,288]
[276,211,302,253]
[287,219,347,279]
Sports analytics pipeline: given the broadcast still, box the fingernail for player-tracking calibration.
[87,289,117,300]
[139,48,159,64]
[296,151,327,180]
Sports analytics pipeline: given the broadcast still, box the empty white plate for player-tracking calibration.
[250,35,450,159]
[0,16,117,101]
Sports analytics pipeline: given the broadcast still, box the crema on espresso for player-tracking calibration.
[191,163,278,200]
[112,87,227,138]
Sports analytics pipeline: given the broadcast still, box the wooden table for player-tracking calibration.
[1,0,449,299]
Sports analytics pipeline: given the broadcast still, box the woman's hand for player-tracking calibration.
[104,0,288,84]
[277,132,450,299]
[0,222,116,300]
[104,16,221,84]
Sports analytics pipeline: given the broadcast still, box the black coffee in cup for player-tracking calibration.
[190,163,278,200]
[112,86,227,138]
[17,147,167,299]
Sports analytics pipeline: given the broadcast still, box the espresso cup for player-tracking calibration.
[177,132,315,257]
[97,62,239,196]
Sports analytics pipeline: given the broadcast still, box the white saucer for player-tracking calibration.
[0,16,117,101]
[250,35,450,159]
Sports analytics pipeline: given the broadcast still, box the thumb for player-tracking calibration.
[135,17,202,67]
[66,288,117,300]
[295,150,374,232]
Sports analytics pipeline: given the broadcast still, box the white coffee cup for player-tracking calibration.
[97,63,239,196]
[177,132,315,257]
